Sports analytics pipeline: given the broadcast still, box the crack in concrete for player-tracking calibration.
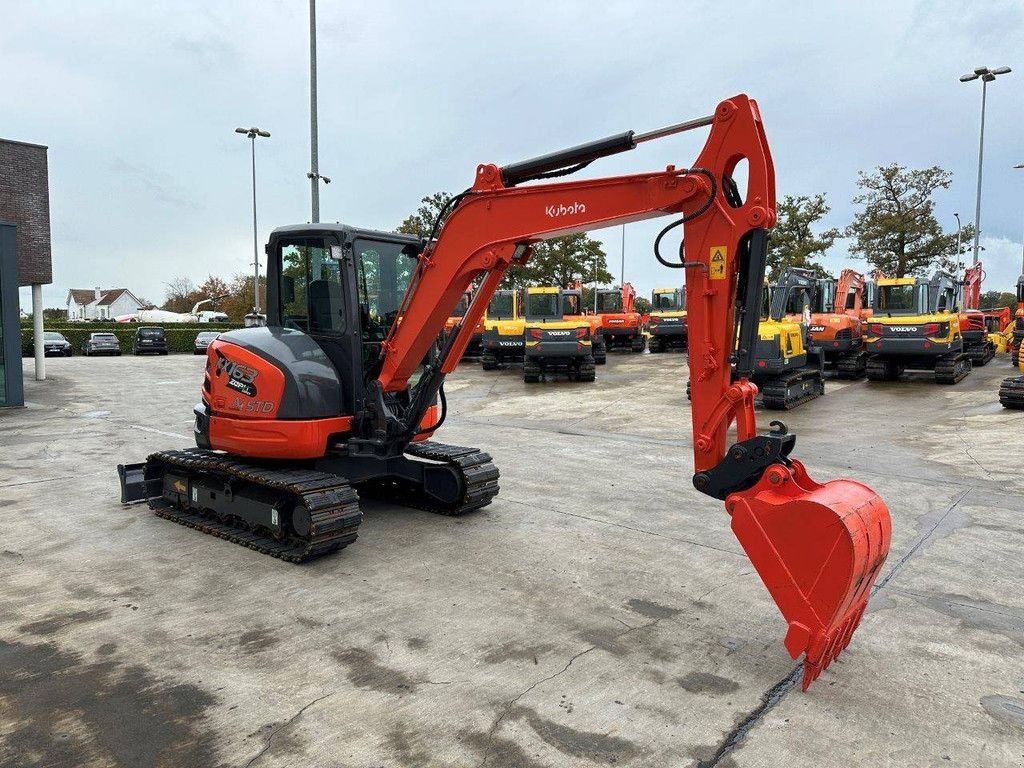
[696,664,804,768]
[502,498,745,558]
[244,693,333,767]
[477,618,662,767]
[873,487,972,593]
[696,487,975,767]
[955,410,993,479]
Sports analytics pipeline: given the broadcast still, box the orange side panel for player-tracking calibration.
[209,415,354,459]
[209,405,441,458]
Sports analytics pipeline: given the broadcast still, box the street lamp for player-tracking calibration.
[235,126,271,314]
[953,212,962,273]
[960,65,1011,265]
[1015,164,1024,272]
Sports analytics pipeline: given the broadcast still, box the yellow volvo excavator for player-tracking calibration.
[864,272,971,384]
[480,289,524,370]
[647,287,688,352]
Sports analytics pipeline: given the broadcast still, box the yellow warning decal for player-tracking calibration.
[709,246,727,280]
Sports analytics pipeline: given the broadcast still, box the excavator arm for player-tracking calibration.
[362,95,890,689]
[962,262,983,311]
[835,268,865,315]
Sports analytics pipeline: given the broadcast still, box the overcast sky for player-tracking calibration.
[5,0,1023,312]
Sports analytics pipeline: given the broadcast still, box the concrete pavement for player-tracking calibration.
[1,352,1022,767]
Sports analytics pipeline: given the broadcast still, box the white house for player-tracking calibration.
[67,287,144,321]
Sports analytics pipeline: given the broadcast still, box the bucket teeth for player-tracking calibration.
[799,600,870,690]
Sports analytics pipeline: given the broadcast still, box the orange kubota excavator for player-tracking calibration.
[118,95,890,689]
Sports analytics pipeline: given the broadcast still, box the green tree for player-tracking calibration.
[844,164,967,278]
[767,194,839,281]
[634,296,652,315]
[979,290,1017,311]
[397,191,454,238]
[521,234,612,287]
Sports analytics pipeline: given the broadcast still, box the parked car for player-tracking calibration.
[82,333,122,356]
[193,331,220,355]
[43,331,73,357]
[133,326,168,355]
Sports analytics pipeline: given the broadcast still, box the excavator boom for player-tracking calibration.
[364,95,891,688]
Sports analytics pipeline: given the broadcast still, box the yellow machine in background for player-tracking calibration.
[864,272,971,384]
[522,286,596,383]
[480,289,525,370]
[754,275,825,410]
[647,287,688,352]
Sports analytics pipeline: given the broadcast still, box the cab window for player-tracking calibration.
[280,237,345,335]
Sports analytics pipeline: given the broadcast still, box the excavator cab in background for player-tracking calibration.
[1010,273,1024,367]
[522,286,596,383]
[480,289,524,370]
[784,267,867,379]
[958,263,995,366]
[647,287,688,352]
[444,287,485,357]
[595,283,645,352]
[865,272,971,383]
[753,269,825,409]
[118,94,890,689]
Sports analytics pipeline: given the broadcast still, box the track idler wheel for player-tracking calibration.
[726,459,891,690]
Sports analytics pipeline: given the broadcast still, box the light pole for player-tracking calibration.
[953,212,962,273]
[620,224,626,286]
[960,65,1011,265]
[235,126,270,314]
[308,0,327,223]
[1015,164,1024,272]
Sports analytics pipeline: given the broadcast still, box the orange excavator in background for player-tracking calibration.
[595,282,646,352]
[958,262,995,366]
[117,95,890,689]
[780,267,867,379]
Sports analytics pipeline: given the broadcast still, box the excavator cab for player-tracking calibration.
[595,284,645,352]
[865,272,970,383]
[522,287,595,383]
[647,287,687,352]
[480,289,525,370]
[752,269,825,408]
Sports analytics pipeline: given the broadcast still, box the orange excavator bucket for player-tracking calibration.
[727,459,891,689]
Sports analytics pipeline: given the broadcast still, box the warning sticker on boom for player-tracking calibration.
[709,246,727,280]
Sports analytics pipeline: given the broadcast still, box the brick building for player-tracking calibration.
[1,138,54,407]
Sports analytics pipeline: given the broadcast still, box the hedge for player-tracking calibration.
[20,323,242,356]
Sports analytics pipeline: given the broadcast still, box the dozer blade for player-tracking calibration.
[726,459,891,690]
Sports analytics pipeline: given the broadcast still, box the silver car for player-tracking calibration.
[43,331,73,357]
[194,331,220,355]
[82,332,122,356]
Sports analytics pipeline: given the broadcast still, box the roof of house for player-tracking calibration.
[68,288,134,306]
[68,289,97,306]
[97,288,130,306]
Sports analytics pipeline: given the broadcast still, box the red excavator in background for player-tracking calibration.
[595,282,646,352]
[958,262,995,366]
[118,95,890,689]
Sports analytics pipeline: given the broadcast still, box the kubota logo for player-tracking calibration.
[544,201,586,218]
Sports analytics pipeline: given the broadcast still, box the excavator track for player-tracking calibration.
[934,353,972,385]
[143,449,362,563]
[865,356,901,381]
[356,441,500,516]
[759,369,825,410]
[999,376,1024,409]
[834,351,867,380]
[965,340,995,366]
